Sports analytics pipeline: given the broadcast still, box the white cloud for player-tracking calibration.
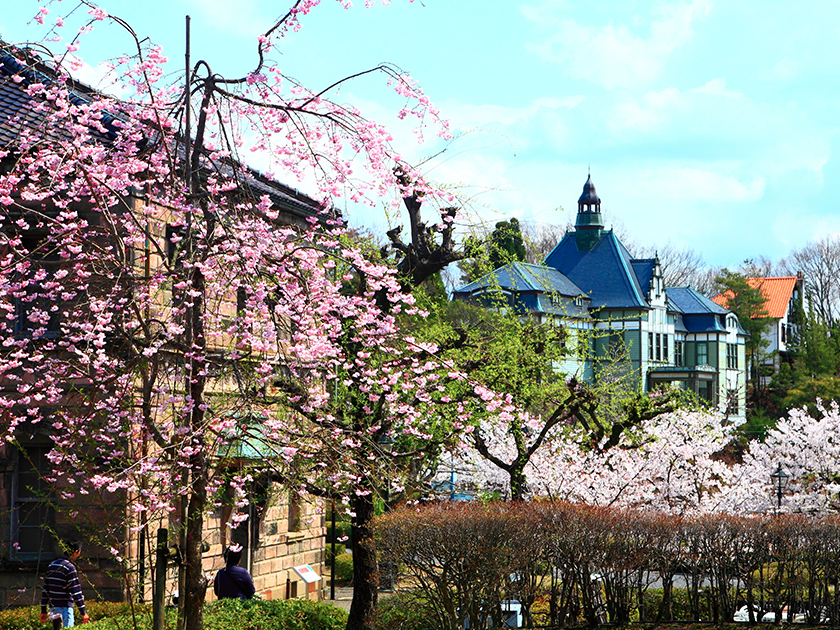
[441,97,584,131]
[522,0,711,89]
[609,87,682,133]
[184,0,273,39]
[767,57,800,81]
[629,167,765,203]
[691,78,737,97]
[61,54,128,98]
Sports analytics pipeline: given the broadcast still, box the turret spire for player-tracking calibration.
[574,174,604,251]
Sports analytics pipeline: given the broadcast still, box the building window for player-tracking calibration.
[648,332,654,361]
[675,341,683,366]
[655,333,662,361]
[727,343,739,369]
[663,335,669,363]
[165,224,186,265]
[14,236,63,339]
[12,445,55,562]
[696,342,708,366]
[781,322,787,344]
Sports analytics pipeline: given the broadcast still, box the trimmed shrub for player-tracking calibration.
[325,520,352,548]
[333,552,354,585]
[203,598,347,630]
[325,542,346,563]
[0,606,40,630]
[641,587,693,622]
[3,599,345,630]
[0,601,151,630]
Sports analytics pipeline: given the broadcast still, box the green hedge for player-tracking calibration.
[0,599,346,630]
[0,601,149,630]
[325,542,346,563]
[640,587,693,622]
[203,598,347,630]
[325,520,352,548]
[333,552,354,586]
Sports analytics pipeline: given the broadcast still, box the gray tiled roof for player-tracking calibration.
[0,42,324,221]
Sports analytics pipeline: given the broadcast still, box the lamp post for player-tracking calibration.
[770,463,789,515]
[330,499,336,601]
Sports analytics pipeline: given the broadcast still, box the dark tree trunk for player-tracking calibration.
[510,464,527,502]
[180,256,209,630]
[182,456,207,630]
[347,489,378,630]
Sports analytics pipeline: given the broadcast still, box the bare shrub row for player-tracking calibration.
[377,501,840,629]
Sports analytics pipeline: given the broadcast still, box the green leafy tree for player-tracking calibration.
[488,218,527,270]
[458,218,527,284]
[770,311,840,415]
[417,290,684,500]
[714,270,773,383]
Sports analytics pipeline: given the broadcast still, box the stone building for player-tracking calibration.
[0,42,326,608]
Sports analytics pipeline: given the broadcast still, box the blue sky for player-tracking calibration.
[2,0,839,269]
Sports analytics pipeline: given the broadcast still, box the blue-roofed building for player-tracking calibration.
[453,176,747,419]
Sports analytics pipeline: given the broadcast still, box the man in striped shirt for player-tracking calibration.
[40,541,88,627]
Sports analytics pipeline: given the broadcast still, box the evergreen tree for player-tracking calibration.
[771,311,840,415]
[714,269,773,383]
[488,218,527,270]
[458,218,527,284]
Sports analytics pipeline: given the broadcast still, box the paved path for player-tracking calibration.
[324,586,354,612]
[323,587,397,612]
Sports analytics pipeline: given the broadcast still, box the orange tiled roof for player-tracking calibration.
[711,276,798,319]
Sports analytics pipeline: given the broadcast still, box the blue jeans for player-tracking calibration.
[50,606,74,627]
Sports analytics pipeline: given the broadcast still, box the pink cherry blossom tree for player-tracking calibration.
[453,407,738,512]
[0,3,467,630]
[719,401,840,515]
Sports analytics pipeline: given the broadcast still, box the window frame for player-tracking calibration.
[12,235,64,339]
[696,342,708,366]
[11,445,56,563]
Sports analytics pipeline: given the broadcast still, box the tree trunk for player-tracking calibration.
[181,259,209,630]
[347,489,378,630]
[182,457,207,630]
[510,464,527,502]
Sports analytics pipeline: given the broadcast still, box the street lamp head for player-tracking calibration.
[770,463,789,515]
[771,463,789,487]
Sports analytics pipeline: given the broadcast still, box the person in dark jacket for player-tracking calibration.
[40,540,88,628]
[214,546,255,600]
